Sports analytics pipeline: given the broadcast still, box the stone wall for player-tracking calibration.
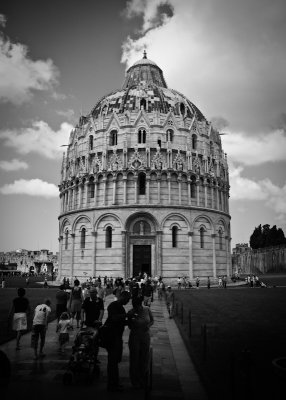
[232,245,286,275]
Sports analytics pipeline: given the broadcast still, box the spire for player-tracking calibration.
[143,49,147,59]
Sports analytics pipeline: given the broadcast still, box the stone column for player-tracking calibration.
[196,180,200,206]
[168,176,171,204]
[204,181,207,208]
[70,233,75,281]
[188,232,193,280]
[112,175,116,205]
[216,186,220,210]
[211,184,214,209]
[84,180,89,208]
[187,178,191,205]
[157,177,161,204]
[102,176,107,205]
[225,235,230,277]
[156,230,163,278]
[123,176,127,204]
[178,176,182,205]
[121,230,127,277]
[58,236,63,281]
[146,176,150,204]
[78,184,83,209]
[93,180,98,207]
[211,233,217,278]
[91,231,97,277]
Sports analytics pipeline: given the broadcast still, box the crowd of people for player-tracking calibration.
[7,273,165,392]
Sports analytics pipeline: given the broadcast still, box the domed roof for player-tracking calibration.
[90,52,207,122]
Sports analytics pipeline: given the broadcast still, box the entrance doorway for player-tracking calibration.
[133,245,151,276]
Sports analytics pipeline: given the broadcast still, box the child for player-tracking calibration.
[56,312,72,354]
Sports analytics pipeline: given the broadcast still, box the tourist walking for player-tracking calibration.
[8,287,31,350]
[105,291,131,392]
[158,279,165,300]
[196,276,200,288]
[69,279,82,328]
[31,298,51,360]
[142,279,154,307]
[165,286,174,318]
[56,312,72,354]
[207,276,211,289]
[55,284,69,322]
[127,296,154,388]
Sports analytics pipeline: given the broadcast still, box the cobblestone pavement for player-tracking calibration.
[1,294,208,400]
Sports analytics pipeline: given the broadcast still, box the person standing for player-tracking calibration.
[165,286,174,318]
[196,276,200,289]
[207,276,211,289]
[56,312,72,354]
[105,291,131,392]
[8,287,31,350]
[68,279,82,328]
[142,279,153,307]
[31,299,51,360]
[55,284,69,323]
[127,296,154,388]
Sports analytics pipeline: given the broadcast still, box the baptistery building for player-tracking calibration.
[58,52,231,283]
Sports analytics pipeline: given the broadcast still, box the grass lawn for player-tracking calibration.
[0,287,59,345]
[173,275,286,399]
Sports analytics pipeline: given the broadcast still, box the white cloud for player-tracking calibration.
[0,158,28,171]
[121,0,286,133]
[0,28,59,104]
[229,164,286,220]
[222,130,286,166]
[0,178,58,198]
[0,121,73,159]
[0,14,6,27]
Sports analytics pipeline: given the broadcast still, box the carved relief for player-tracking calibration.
[108,149,123,171]
[173,150,185,171]
[90,153,103,173]
[151,147,167,170]
[128,146,147,170]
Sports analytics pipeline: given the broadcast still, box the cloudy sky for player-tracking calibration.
[0,0,286,254]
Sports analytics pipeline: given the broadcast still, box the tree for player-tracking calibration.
[249,224,286,249]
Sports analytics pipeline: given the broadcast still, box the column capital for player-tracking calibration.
[188,231,194,237]
[71,233,75,238]
[211,233,216,238]
[91,231,97,237]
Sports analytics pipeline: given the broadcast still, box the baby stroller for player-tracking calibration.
[63,327,100,385]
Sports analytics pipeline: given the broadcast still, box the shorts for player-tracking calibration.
[13,313,27,331]
[31,325,46,349]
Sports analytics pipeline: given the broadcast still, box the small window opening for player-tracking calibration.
[180,103,185,115]
[65,231,69,250]
[140,99,146,110]
[172,226,178,248]
[89,135,94,151]
[106,226,112,248]
[138,173,146,195]
[138,129,146,144]
[110,130,117,146]
[200,227,205,249]
[192,134,197,150]
[80,228,86,249]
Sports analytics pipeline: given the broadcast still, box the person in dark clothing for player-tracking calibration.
[8,287,31,350]
[105,290,131,392]
[55,284,69,322]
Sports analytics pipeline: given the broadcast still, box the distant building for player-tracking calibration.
[0,249,58,274]
[58,52,231,284]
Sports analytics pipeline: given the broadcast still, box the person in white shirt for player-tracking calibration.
[31,299,51,360]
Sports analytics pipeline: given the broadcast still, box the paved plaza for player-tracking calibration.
[1,294,208,400]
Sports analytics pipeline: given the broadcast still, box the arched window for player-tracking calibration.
[80,228,86,249]
[138,173,146,195]
[110,130,117,146]
[219,229,223,250]
[180,103,185,116]
[106,226,112,248]
[191,176,196,198]
[89,135,94,151]
[172,226,178,248]
[157,138,161,147]
[65,230,69,250]
[200,227,205,249]
[140,98,146,110]
[192,134,197,150]
[167,129,173,142]
[138,129,146,144]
